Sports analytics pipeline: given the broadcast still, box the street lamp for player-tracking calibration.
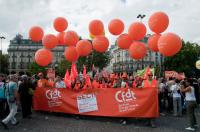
[0,36,5,73]
[137,14,146,69]
[0,36,5,55]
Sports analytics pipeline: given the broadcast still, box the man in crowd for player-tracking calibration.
[1,74,20,129]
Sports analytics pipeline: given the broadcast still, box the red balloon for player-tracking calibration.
[128,22,146,41]
[53,17,68,32]
[57,32,65,45]
[92,36,109,53]
[29,26,44,42]
[64,30,79,46]
[108,19,124,35]
[147,34,161,52]
[158,33,182,56]
[76,40,92,56]
[117,33,132,49]
[42,34,58,49]
[64,46,79,62]
[89,20,104,36]
[35,49,53,66]
[148,12,169,33]
[128,41,147,60]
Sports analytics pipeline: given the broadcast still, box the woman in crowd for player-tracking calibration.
[18,75,33,119]
[171,79,182,117]
[181,79,198,131]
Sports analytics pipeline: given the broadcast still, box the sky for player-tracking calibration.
[0,0,200,53]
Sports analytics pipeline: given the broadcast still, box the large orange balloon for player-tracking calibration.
[128,41,147,60]
[35,49,53,66]
[29,26,44,42]
[108,19,124,35]
[64,30,79,46]
[148,12,169,33]
[92,36,109,53]
[147,34,161,52]
[76,40,92,56]
[53,17,68,32]
[64,46,79,62]
[89,20,104,36]
[42,34,58,49]
[57,32,65,45]
[158,32,182,56]
[128,22,146,41]
[117,33,132,49]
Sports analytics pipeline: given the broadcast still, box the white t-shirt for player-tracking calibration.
[55,81,66,88]
[185,86,196,101]
[159,83,165,92]
[171,84,181,98]
[121,81,126,88]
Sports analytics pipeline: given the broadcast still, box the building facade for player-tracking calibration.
[109,37,161,74]
[7,35,65,74]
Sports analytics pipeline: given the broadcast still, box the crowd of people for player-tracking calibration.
[0,71,200,131]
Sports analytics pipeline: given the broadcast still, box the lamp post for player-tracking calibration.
[137,14,146,69]
[0,36,5,55]
[0,36,5,73]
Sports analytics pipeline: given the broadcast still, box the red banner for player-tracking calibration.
[165,71,185,79]
[33,87,159,118]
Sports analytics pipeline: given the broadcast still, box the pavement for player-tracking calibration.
[0,110,200,132]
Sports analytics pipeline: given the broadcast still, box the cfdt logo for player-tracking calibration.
[115,89,136,103]
[46,89,61,100]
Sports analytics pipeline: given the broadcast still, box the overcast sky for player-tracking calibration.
[0,0,200,53]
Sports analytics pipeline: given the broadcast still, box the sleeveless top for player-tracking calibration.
[185,86,196,101]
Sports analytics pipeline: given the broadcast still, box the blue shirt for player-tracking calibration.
[6,81,18,99]
[0,82,6,99]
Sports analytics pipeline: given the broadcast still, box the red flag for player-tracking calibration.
[86,74,92,88]
[64,69,71,88]
[70,63,78,81]
[92,64,95,71]
[143,66,151,80]
[83,65,87,78]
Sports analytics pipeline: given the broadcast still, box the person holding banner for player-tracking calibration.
[37,73,48,88]
[55,76,66,88]
[142,72,158,128]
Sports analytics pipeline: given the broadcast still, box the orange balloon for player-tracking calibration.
[128,41,147,60]
[89,20,104,36]
[53,17,68,32]
[147,34,161,52]
[64,46,79,62]
[92,36,109,53]
[35,49,53,66]
[76,40,92,56]
[64,30,79,46]
[57,32,65,45]
[158,32,182,56]
[128,22,146,41]
[148,12,169,33]
[108,19,124,35]
[29,26,44,42]
[42,34,58,49]
[117,33,132,49]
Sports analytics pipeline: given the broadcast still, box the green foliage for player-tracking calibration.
[27,62,46,75]
[0,54,9,74]
[164,41,200,77]
[57,60,71,77]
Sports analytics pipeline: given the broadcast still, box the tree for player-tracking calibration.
[164,41,200,77]
[0,54,9,74]
[27,62,46,75]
